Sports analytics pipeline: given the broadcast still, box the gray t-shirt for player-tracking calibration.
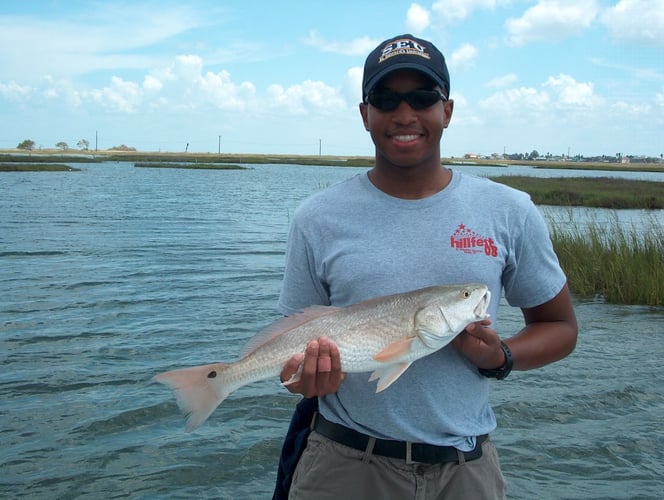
[278,170,566,450]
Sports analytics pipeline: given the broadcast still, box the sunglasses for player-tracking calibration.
[366,89,448,111]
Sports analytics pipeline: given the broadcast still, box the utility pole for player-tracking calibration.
[218,135,221,155]
[319,139,322,156]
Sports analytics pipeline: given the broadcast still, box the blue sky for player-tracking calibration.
[1,0,662,158]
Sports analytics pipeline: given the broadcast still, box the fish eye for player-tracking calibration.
[463,290,470,298]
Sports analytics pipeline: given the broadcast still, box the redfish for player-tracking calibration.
[154,283,490,431]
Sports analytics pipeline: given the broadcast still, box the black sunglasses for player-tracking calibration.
[366,89,447,111]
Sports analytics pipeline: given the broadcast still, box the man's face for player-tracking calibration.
[360,69,453,170]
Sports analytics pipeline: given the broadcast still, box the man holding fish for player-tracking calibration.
[274,34,578,499]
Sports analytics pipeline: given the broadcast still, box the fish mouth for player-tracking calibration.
[474,290,491,319]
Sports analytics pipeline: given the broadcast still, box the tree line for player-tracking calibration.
[17,139,90,151]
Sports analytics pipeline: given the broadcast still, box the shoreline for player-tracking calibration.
[1,149,663,173]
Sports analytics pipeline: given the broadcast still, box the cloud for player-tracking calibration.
[449,44,479,71]
[657,89,664,108]
[506,0,599,46]
[304,31,379,56]
[478,73,602,123]
[543,73,603,108]
[0,5,209,82]
[406,3,431,33]
[267,80,347,115]
[432,0,508,23]
[479,86,551,116]
[486,73,518,88]
[601,0,664,46]
[0,81,32,101]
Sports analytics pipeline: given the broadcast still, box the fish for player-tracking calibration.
[153,283,491,431]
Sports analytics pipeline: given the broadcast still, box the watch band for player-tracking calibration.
[478,340,513,380]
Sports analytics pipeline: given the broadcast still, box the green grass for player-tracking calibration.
[550,215,663,305]
[491,176,664,209]
[0,164,80,171]
[134,162,247,170]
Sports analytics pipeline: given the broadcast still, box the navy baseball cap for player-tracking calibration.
[362,34,450,100]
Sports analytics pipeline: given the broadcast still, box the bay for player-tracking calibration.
[1,163,662,499]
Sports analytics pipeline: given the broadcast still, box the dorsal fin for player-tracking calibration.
[240,305,342,357]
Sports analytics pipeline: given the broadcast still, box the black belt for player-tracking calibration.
[312,413,487,464]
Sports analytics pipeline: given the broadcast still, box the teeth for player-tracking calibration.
[394,135,418,142]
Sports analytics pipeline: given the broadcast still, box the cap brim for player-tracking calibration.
[363,62,448,97]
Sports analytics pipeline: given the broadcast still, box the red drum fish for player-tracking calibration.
[154,283,491,431]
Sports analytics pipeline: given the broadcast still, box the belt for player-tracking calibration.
[312,413,487,465]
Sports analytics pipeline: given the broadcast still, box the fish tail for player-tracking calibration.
[153,363,231,432]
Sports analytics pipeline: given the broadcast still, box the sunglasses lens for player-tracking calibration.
[409,91,441,109]
[368,90,443,111]
[368,93,400,111]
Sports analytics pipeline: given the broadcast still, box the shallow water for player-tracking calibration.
[1,163,663,499]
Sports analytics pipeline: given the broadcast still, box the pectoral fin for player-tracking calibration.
[373,337,416,362]
[369,362,412,392]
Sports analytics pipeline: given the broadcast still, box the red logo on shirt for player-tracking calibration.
[450,224,498,257]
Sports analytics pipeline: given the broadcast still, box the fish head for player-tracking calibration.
[415,284,491,349]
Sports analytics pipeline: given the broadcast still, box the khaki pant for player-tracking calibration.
[289,431,507,500]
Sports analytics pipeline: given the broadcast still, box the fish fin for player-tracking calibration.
[369,362,412,392]
[153,363,230,432]
[241,306,342,356]
[372,337,416,362]
[281,363,303,387]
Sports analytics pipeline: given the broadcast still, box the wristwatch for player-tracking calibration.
[478,341,513,380]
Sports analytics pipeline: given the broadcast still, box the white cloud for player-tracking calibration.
[449,43,479,71]
[506,0,599,46]
[86,76,142,113]
[406,3,431,33]
[486,73,518,88]
[0,81,32,101]
[267,80,347,115]
[432,0,508,23]
[656,89,664,108]
[344,66,364,105]
[543,73,603,108]
[0,5,208,82]
[479,86,551,115]
[601,0,664,45]
[304,31,378,56]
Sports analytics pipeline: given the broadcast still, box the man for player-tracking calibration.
[273,34,577,500]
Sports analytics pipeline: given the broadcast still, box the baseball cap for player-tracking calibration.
[362,34,450,100]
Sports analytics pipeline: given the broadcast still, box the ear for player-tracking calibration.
[359,102,370,131]
[442,99,454,129]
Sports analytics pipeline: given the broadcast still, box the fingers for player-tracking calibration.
[453,323,504,368]
[280,337,345,398]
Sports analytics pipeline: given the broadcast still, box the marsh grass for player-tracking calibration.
[0,164,80,171]
[133,162,246,170]
[550,214,663,305]
[492,176,664,209]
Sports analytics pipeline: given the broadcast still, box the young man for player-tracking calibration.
[273,34,577,499]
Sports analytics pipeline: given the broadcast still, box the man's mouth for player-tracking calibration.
[393,134,420,143]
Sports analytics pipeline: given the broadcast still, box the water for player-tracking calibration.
[1,163,663,499]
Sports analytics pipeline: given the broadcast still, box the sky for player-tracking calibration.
[0,0,662,159]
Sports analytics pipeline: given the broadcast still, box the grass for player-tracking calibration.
[134,162,247,170]
[491,176,664,209]
[0,163,80,171]
[550,214,663,305]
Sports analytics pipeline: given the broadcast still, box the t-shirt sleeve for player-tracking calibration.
[277,215,330,315]
[502,204,567,308]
